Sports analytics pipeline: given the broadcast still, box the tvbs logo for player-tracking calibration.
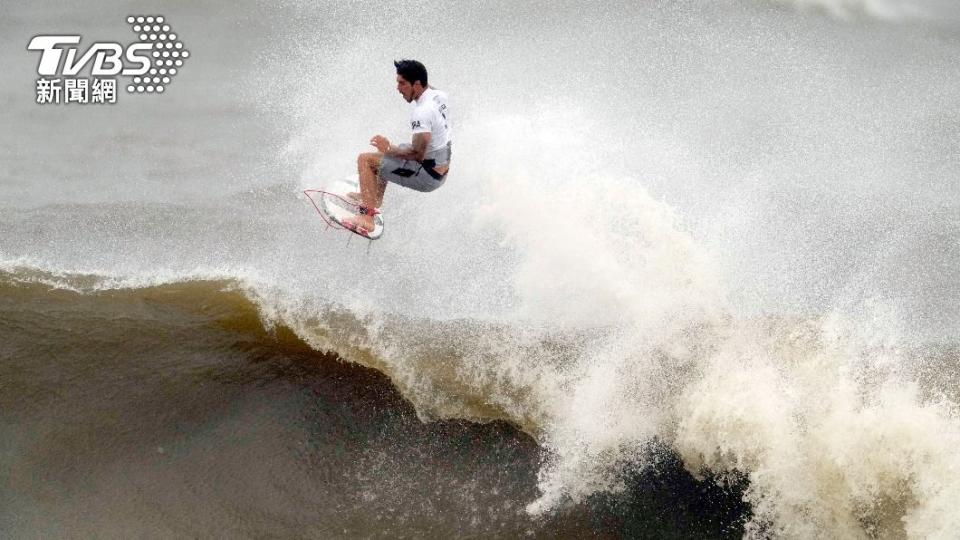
[28,36,151,76]
[27,15,189,105]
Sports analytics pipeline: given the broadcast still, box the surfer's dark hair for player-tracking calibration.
[394,59,428,87]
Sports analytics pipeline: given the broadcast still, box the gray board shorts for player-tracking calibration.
[379,142,451,192]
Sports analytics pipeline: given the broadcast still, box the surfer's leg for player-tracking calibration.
[358,152,386,205]
[373,173,387,207]
[353,152,384,229]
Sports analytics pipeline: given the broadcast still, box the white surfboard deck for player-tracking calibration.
[316,175,384,240]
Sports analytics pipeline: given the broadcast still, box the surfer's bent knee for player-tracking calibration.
[357,152,381,169]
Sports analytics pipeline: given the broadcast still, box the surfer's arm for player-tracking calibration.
[405,132,430,162]
[370,133,431,162]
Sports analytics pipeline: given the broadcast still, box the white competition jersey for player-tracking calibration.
[409,87,451,153]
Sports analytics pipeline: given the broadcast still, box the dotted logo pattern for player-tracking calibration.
[125,15,189,94]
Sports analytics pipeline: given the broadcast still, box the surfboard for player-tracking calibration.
[304,175,384,240]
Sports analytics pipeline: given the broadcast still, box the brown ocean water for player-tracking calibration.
[0,275,749,538]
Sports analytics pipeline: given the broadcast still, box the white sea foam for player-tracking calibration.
[263,105,960,537]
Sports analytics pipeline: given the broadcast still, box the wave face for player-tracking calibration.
[0,275,750,538]
[3,0,960,537]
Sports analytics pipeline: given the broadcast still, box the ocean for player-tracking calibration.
[2,0,959,537]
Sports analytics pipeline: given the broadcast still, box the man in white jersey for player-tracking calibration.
[343,59,452,236]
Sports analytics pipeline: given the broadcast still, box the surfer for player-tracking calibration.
[343,59,452,235]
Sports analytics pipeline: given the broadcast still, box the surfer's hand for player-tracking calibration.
[370,135,390,153]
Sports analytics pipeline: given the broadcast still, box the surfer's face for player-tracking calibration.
[396,75,414,102]
[396,75,421,103]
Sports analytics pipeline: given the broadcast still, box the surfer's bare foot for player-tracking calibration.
[343,214,374,232]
